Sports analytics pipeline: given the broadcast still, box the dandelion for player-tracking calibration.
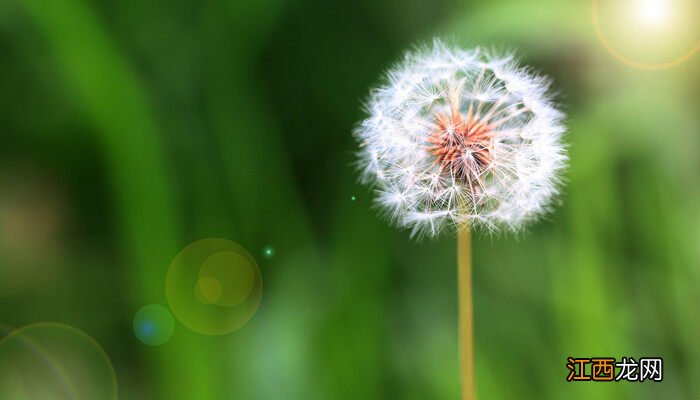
[356,40,566,236]
[353,39,567,400]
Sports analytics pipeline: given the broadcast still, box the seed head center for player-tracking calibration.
[427,106,493,185]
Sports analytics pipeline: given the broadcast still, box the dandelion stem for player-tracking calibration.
[458,227,475,400]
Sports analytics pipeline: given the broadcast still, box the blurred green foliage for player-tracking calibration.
[0,0,699,399]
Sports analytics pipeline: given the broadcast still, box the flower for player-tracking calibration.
[354,40,567,237]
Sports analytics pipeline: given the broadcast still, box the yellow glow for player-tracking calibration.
[636,0,671,27]
[592,0,700,69]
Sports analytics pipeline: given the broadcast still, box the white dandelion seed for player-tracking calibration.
[354,39,567,238]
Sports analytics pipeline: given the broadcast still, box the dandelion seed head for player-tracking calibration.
[354,39,567,238]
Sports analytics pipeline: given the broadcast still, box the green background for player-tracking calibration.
[1,0,699,398]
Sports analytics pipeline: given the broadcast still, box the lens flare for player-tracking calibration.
[166,239,263,335]
[0,323,117,400]
[592,0,700,69]
[133,304,175,346]
[637,0,670,27]
[195,276,223,304]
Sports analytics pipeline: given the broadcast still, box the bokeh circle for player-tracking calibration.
[0,323,117,399]
[133,304,175,346]
[166,238,263,335]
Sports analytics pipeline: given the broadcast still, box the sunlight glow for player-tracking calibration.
[636,0,671,27]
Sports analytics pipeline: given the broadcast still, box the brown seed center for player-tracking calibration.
[427,105,494,187]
